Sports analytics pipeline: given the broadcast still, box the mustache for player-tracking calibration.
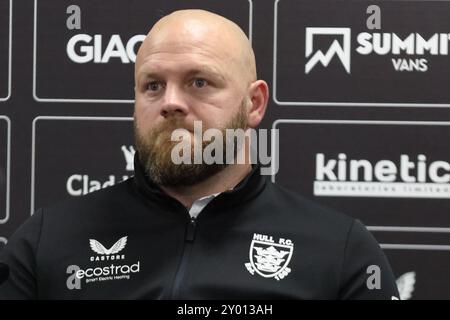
[154,117,196,134]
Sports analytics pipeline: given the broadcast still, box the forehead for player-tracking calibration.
[136,38,233,78]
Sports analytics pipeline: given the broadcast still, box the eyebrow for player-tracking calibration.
[186,66,226,82]
[138,64,226,82]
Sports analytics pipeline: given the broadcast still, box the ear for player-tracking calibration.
[246,80,269,128]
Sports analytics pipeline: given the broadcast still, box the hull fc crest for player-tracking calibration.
[245,233,294,281]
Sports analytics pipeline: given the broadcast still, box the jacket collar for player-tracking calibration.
[132,152,266,209]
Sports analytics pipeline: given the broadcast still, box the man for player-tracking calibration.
[0,10,399,299]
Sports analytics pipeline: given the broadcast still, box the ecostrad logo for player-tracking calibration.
[314,153,450,198]
[66,235,140,290]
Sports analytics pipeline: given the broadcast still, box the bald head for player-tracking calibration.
[135,9,257,86]
[133,10,269,188]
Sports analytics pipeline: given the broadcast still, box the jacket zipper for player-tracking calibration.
[170,216,197,299]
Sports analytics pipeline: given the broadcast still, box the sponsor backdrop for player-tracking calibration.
[1,0,449,299]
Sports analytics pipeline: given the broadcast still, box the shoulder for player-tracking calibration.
[39,178,137,219]
[262,180,356,233]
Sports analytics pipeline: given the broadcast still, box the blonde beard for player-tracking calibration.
[134,101,248,187]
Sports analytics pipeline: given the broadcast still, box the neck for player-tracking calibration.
[160,163,252,209]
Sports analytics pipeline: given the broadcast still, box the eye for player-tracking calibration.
[147,81,162,92]
[193,78,208,88]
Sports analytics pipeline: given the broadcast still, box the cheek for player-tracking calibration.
[213,101,244,127]
[194,97,240,127]
[193,110,222,129]
[135,99,160,126]
[134,113,152,140]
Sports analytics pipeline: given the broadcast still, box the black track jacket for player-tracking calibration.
[0,155,399,299]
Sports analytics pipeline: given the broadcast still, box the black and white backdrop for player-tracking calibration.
[1,0,450,299]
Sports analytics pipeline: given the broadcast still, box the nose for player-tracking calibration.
[160,84,189,118]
